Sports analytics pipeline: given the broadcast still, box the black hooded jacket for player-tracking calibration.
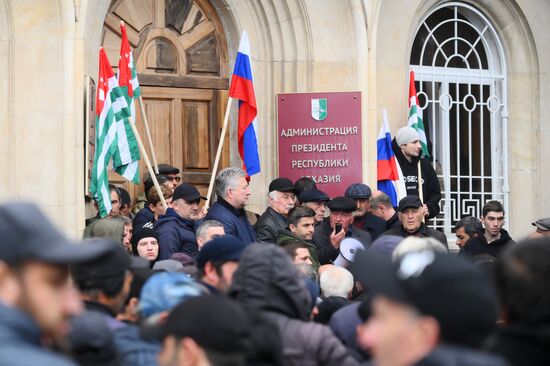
[230,244,359,366]
[392,138,441,218]
[485,322,550,366]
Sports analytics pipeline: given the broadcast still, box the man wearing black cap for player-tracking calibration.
[70,239,154,365]
[299,188,330,224]
[157,163,181,190]
[196,235,248,293]
[313,196,372,264]
[255,178,298,243]
[148,295,250,366]
[0,202,112,366]
[383,196,448,248]
[351,249,506,366]
[345,183,387,240]
[155,183,206,260]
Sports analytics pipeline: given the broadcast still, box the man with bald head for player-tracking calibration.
[392,126,441,219]
[369,190,400,230]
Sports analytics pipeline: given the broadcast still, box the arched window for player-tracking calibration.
[409,2,508,239]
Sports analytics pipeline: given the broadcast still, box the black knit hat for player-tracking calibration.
[131,228,160,256]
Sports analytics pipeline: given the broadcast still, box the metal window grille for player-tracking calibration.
[409,2,508,245]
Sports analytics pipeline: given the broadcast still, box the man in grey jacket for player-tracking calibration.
[230,244,359,366]
[0,202,112,366]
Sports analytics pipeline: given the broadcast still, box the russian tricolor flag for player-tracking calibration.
[377,110,400,206]
[229,31,260,176]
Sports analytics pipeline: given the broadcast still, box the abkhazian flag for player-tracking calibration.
[229,31,260,177]
[377,109,400,207]
[114,21,141,184]
[90,48,132,217]
[407,70,430,158]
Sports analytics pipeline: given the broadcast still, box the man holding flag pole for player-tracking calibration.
[203,31,259,244]
[388,71,442,219]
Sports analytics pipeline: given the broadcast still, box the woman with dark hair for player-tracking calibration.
[131,228,160,267]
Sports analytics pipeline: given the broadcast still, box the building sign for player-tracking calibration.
[277,92,362,198]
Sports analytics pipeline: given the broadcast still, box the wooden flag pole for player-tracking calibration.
[418,160,425,222]
[127,116,168,210]
[205,97,234,208]
[137,95,159,174]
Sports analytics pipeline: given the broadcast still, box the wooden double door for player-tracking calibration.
[102,0,231,203]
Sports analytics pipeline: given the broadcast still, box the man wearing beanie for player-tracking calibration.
[392,126,441,219]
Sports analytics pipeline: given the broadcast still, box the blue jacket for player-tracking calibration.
[0,303,77,366]
[154,208,198,260]
[113,323,160,366]
[205,199,256,244]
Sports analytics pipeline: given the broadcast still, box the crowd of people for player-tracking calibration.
[1,128,550,366]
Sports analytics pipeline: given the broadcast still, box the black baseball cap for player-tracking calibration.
[71,239,149,289]
[299,188,330,203]
[172,183,206,203]
[350,249,497,348]
[196,235,248,270]
[0,202,113,265]
[398,195,423,212]
[142,295,250,353]
[327,196,357,213]
[269,178,298,194]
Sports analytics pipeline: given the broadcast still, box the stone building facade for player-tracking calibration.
[0,0,548,243]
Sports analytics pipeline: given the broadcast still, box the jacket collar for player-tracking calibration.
[84,301,116,318]
[217,197,246,217]
[0,302,41,346]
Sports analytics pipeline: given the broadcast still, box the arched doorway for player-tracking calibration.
[409,2,508,236]
[101,0,230,202]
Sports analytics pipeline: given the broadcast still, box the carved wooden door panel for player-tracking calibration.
[102,0,229,202]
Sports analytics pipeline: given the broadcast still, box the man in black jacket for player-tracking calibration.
[369,190,401,230]
[461,200,515,258]
[313,197,372,264]
[383,196,448,249]
[392,126,441,219]
[255,178,297,243]
[345,183,386,241]
[487,238,550,366]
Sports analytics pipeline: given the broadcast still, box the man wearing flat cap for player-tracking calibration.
[532,218,550,237]
[392,126,441,219]
[0,202,112,365]
[345,183,387,240]
[155,183,206,260]
[255,178,298,243]
[313,196,372,264]
[299,188,330,225]
[382,195,448,248]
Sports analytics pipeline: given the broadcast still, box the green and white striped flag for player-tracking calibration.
[90,48,132,217]
[113,21,141,184]
[407,70,430,158]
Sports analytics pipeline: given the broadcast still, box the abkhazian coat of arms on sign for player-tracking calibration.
[311,98,327,121]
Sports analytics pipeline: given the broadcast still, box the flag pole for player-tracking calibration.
[127,116,168,210]
[137,95,159,174]
[205,97,234,208]
[418,160,425,222]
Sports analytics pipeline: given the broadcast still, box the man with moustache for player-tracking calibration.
[255,178,298,243]
[155,183,206,260]
[313,197,372,264]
